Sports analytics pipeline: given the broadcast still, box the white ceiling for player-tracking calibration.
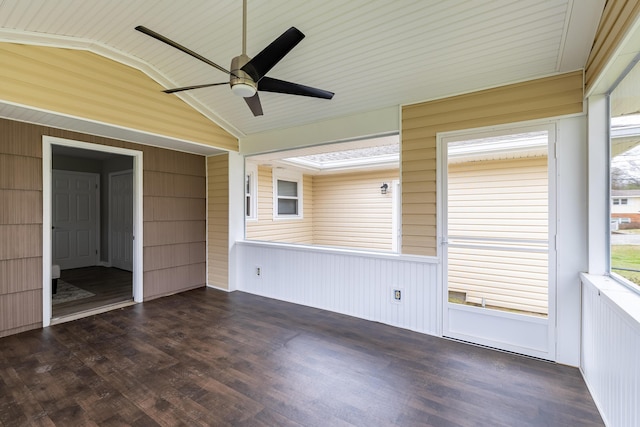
[0,0,604,143]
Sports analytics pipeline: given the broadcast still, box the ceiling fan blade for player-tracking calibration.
[163,82,228,94]
[241,27,305,82]
[135,26,232,76]
[258,77,334,99]
[244,92,264,116]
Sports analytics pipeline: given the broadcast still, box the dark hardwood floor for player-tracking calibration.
[1,288,603,426]
[53,266,132,318]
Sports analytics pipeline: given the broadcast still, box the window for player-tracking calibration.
[245,163,257,220]
[609,62,640,290]
[273,170,302,219]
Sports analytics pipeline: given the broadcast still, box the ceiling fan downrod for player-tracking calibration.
[230,0,257,98]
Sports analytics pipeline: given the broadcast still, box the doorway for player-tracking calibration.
[440,123,556,360]
[42,136,144,325]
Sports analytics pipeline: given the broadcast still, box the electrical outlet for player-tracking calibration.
[391,287,403,303]
[255,266,262,277]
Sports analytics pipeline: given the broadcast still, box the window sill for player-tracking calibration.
[272,216,304,221]
[580,273,640,326]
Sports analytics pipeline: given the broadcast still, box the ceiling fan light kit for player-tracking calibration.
[230,54,257,98]
[135,0,333,116]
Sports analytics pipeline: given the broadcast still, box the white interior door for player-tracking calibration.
[52,170,99,270]
[441,124,556,360]
[110,171,133,271]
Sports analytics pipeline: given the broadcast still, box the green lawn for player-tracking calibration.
[611,245,640,286]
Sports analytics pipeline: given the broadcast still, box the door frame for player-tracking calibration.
[42,136,144,326]
[437,121,558,360]
[51,170,100,269]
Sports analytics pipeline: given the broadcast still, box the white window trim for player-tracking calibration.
[588,95,640,297]
[245,163,258,221]
[272,169,303,220]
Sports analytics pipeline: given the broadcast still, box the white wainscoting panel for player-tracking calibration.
[237,241,440,335]
[581,274,640,427]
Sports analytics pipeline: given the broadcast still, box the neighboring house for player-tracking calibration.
[0,2,639,425]
[611,189,640,227]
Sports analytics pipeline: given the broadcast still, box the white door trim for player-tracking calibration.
[42,136,144,327]
[437,120,558,361]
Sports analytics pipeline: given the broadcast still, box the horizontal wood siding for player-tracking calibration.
[401,71,583,256]
[0,117,209,337]
[448,157,548,239]
[313,169,398,251]
[245,166,313,244]
[585,0,640,93]
[207,153,229,289]
[0,42,237,151]
[448,157,549,314]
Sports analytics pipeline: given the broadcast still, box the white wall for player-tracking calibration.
[581,274,640,427]
[228,151,245,292]
[237,241,440,334]
[555,115,588,365]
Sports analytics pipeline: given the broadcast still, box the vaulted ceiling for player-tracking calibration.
[0,0,604,141]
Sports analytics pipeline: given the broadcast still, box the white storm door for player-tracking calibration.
[52,170,99,270]
[110,171,133,271]
[441,125,556,360]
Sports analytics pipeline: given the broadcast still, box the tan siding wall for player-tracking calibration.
[447,157,548,315]
[246,166,314,244]
[207,153,229,289]
[0,117,210,337]
[313,169,398,251]
[142,149,207,298]
[585,0,640,93]
[401,71,583,256]
[0,43,237,151]
[0,133,43,337]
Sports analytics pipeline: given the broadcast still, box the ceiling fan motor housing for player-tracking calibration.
[230,54,257,97]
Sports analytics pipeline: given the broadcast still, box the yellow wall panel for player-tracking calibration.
[207,154,229,289]
[0,43,237,151]
[401,71,583,256]
[585,0,640,92]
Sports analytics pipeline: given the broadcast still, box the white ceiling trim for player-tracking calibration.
[0,28,244,139]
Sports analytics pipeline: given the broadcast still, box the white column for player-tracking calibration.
[587,95,609,275]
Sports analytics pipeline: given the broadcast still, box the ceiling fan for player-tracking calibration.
[135,0,334,117]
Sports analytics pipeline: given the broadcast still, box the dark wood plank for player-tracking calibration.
[52,267,132,318]
[0,288,603,426]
